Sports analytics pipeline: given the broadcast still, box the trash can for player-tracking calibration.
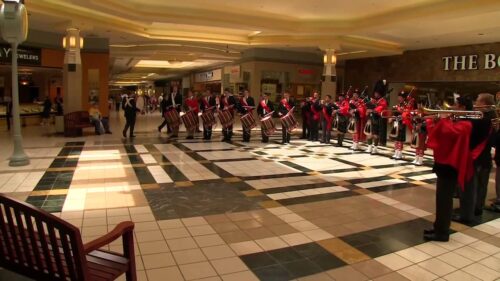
[55,115,64,133]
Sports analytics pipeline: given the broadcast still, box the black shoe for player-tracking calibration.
[186,136,194,140]
[105,131,112,134]
[122,131,127,138]
[423,233,449,242]
[171,135,178,138]
[423,229,434,235]
[474,210,483,216]
[158,126,161,132]
[130,135,136,138]
[485,204,500,213]
[451,214,472,224]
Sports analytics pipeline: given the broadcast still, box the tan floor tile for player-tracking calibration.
[162,227,191,239]
[352,259,393,279]
[220,270,259,281]
[82,217,107,227]
[223,177,242,183]
[267,224,297,236]
[167,237,199,251]
[326,266,369,281]
[138,240,170,255]
[175,181,194,187]
[241,190,263,197]
[205,214,231,224]
[182,216,209,226]
[202,245,236,260]
[244,227,275,240]
[297,272,334,281]
[135,221,160,232]
[210,257,248,275]
[107,215,132,225]
[147,266,184,281]
[130,213,155,222]
[194,234,225,247]
[158,219,184,229]
[255,215,286,226]
[188,225,217,236]
[482,235,500,248]
[82,225,108,237]
[230,241,264,256]
[226,212,254,222]
[259,200,282,209]
[235,219,263,230]
[220,230,252,244]
[461,228,492,240]
[418,258,456,277]
[173,248,208,265]
[179,261,218,280]
[136,230,165,243]
[398,264,438,281]
[142,252,176,269]
[141,183,160,190]
[255,237,288,251]
[373,272,411,281]
[211,222,240,233]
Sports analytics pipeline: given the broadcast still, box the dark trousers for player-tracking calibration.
[159,119,168,131]
[460,165,492,220]
[115,103,120,111]
[261,129,269,142]
[243,127,251,142]
[123,116,136,137]
[379,119,388,146]
[282,127,290,143]
[302,116,309,138]
[321,119,331,143]
[223,125,233,141]
[309,120,319,141]
[203,126,212,140]
[434,175,457,237]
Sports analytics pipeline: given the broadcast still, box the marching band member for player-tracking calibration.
[278,91,295,144]
[239,90,255,142]
[220,89,237,142]
[122,93,139,138]
[453,95,496,223]
[184,90,199,140]
[411,112,427,165]
[390,91,413,159]
[257,93,274,143]
[365,82,388,154]
[309,92,322,142]
[335,94,350,147]
[165,86,182,138]
[200,90,216,140]
[320,95,334,144]
[349,90,367,150]
[301,97,311,139]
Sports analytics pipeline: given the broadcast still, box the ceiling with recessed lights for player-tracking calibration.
[23,0,500,84]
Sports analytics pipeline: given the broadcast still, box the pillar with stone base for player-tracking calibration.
[62,28,83,114]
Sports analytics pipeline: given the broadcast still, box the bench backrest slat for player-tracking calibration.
[0,194,89,280]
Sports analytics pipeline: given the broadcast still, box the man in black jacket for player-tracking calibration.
[220,88,237,142]
[257,93,274,143]
[122,93,139,138]
[278,91,295,144]
[200,90,217,140]
[239,90,255,142]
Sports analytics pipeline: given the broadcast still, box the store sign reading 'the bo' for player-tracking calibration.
[442,54,500,71]
[0,45,41,66]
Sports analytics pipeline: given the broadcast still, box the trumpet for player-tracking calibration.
[422,108,483,119]
[473,105,496,111]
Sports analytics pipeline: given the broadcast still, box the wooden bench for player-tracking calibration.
[0,194,136,281]
[64,111,94,137]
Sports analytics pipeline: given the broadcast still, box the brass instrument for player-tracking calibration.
[422,108,483,119]
[473,105,496,111]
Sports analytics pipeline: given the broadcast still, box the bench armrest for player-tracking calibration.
[83,221,134,254]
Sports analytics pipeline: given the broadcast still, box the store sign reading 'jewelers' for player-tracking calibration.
[0,45,41,66]
[442,54,500,71]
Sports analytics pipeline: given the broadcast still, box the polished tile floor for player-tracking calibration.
[0,112,499,281]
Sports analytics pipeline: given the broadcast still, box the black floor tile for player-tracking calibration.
[253,264,292,281]
[240,252,277,269]
[282,259,323,278]
[267,247,303,264]
[277,191,358,206]
[308,252,346,271]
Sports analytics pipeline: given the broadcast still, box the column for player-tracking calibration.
[62,28,83,113]
[321,49,337,98]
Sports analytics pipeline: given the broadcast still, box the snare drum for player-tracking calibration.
[241,113,256,130]
[181,110,199,131]
[260,114,275,136]
[164,109,180,127]
[201,110,216,128]
[280,112,297,133]
[218,110,234,128]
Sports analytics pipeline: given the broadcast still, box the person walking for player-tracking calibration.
[122,93,139,138]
